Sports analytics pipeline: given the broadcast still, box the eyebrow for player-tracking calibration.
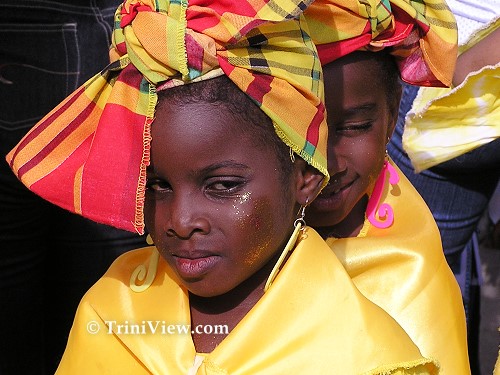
[146,160,249,175]
[342,103,377,117]
[199,160,250,174]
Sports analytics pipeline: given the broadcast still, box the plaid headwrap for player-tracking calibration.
[304,0,458,86]
[7,0,328,234]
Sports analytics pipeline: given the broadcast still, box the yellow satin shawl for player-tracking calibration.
[56,228,437,374]
[326,161,470,374]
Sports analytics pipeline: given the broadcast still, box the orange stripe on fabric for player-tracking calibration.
[11,76,111,171]
[8,87,86,169]
[19,104,101,187]
[14,101,99,178]
[108,80,142,114]
[74,165,84,215]
[261,77,320,140]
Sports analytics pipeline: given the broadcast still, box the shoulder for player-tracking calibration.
[80,245,166,306]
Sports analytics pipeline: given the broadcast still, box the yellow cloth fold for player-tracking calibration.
[402,18,500,172]
[326,161,470,374]
[56,228,438,374]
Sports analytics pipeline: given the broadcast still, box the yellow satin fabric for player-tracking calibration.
[402,18,500,172]
[326,162,470,374]
[56,228,437,374]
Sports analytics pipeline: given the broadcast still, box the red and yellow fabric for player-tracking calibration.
[403,17,500,172]
[304,0,458,87]
[327,160,470,374]
[6,0,328,234]
[56,227,438,374]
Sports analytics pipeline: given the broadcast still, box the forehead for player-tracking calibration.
[323,55,389,111]
[150,98,275,171]
[324,55,382,89]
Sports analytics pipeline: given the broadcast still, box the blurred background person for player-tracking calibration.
[0,1,147,374]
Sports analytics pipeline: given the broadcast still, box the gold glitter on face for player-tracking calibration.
[145,98,296,297]
[234,197,275,266]
[231,192,252,218]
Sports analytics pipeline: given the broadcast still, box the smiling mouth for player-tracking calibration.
[321,180,354,197]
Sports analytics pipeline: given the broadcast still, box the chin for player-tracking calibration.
[187,285,222,299]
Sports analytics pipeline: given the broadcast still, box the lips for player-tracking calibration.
[323,179,353,196]
[171,251,220,280]
[315,180,354,209]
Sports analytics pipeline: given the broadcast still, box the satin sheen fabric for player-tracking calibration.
[327,161,470,374]
[56,228,437,374]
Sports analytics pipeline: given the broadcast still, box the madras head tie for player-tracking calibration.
[6,0,328,234]
[304,0,458,87]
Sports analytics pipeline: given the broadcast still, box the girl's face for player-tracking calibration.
[145,99,297,298]
[307,54,398,236]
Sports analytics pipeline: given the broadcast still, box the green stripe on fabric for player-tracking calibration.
[166,0,188,78]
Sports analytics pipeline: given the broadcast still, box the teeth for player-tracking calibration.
[332,187,341,194]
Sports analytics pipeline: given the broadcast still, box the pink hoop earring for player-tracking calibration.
[366,156,399,229]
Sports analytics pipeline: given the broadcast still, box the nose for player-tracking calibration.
[164,193,210,239]
[327,145,348,176]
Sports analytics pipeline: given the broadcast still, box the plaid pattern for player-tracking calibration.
[304,0,458,87]
[7,0,327,234]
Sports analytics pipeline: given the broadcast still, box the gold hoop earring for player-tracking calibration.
[264,198,308,292]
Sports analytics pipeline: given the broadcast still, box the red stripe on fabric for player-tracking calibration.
[218,57,236,76]
[121,3,153,28]
[80,103,146,232]
[186,33,205,72]
[245,72,273,105]
[187,0,259,34]
[381,6,416,46]
[17,100,97,179]
[9,86,86,168]
[116,41,127,55]
[30,134,94,214]
[117,63,145,88]
[305,101,325,148]
[239,19,267,39]
[390,5,431,35]
[317,27,372,65]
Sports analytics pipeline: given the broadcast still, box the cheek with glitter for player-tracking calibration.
[235,198,274,266]
[232,192,251,221]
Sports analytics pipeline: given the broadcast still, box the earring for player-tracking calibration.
[366,154,399,229]
[264,198,308,292]
[146,233,154,245]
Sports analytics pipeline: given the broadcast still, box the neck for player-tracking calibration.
[317,195,368,239]
[189,250,282,353]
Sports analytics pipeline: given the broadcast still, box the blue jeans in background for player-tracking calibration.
[0,2,147,374]
[388,83,500,375]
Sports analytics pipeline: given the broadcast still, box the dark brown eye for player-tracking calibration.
[336,122,373,133]
[146,178,171,193]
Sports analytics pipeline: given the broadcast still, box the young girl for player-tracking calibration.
[304,1,470,373]
[8,0,441,373]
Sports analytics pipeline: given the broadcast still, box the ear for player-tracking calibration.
[386,83,402,141]
[293,158,325,206]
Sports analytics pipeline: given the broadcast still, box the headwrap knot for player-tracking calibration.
[7,0,328,233]
[305,0,458,86]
